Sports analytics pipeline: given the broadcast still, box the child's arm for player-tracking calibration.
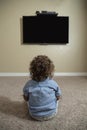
[56,96,60,100]
[56,95,62,100]
[23,94,29,101]
[55,84,62,101]
[23,81,29,102]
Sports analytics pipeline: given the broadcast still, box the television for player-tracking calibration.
[23,15,69,44]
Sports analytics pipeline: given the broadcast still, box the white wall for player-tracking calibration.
[0,0,87,73]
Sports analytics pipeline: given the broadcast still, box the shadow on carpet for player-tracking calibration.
[0,96,32,120]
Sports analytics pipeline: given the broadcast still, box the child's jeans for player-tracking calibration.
[27,101,58,121]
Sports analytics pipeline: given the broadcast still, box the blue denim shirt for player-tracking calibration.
[23,78,61,117]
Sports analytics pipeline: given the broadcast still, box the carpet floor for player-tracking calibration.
[0,76,87,130]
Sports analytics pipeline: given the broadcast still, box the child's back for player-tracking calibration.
[23,55,61,121]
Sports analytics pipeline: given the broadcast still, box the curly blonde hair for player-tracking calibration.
[29,55,55,81]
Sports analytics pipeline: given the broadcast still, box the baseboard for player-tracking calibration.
[54,72,87,76]
[0,72,87,76]
[0,73,29,76]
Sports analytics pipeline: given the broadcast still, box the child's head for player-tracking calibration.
[29,55,55,81]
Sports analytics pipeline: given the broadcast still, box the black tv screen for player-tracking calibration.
[23,15,69,44]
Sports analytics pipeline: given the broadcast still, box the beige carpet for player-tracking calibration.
[0,76,87,130]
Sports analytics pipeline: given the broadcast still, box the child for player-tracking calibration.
[23,55,61,121]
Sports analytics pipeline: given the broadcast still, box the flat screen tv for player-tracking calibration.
[23,15,69,44]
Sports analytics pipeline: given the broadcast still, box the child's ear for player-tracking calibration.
[49,72,54,79]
